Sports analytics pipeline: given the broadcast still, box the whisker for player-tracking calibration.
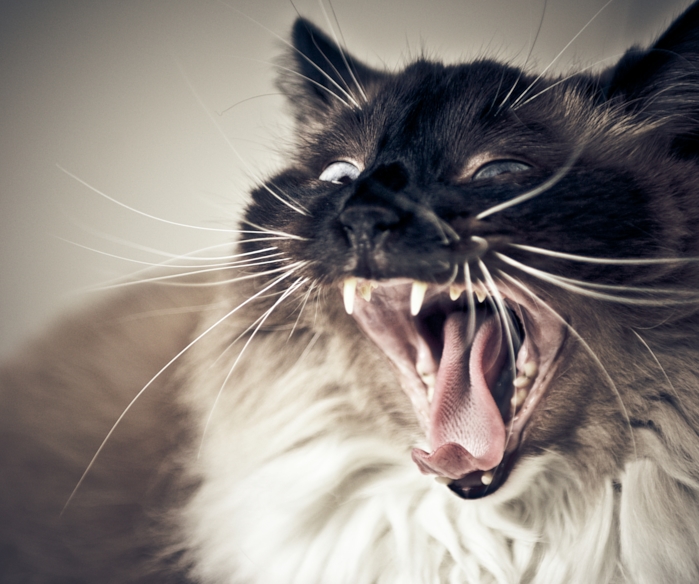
[216,92,284,117]
[241,219,308,241]
[479,261,520,473]
[495,0,548,113]
[91,261,294,292]
[61,214,247,260]
[476,146,581,220]
[320,0,369,102]
[464,263,476,345]
[513,54,623,110]
[288,280,317,340]
[111,301,230,324]
[510,242,699,265]
[171,58,309,216]
[509,0,616,109]
[198,276,309,456]
[57,237,284,269]
[258,58,354,108]
[57,164,253,232]
[496,252,699,305]
[295,329,322,366]
[78,245,281,291]
[498,271,637,459]
[631,330,681,404]
[61,263,307,514]
[216,0,360,108]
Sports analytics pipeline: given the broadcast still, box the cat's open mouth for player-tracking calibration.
[343,277,566,498]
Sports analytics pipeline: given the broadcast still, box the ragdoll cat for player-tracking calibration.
[3,1,699,583]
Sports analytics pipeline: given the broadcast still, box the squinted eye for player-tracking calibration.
[319,161,361,185]
[472,159,531,181]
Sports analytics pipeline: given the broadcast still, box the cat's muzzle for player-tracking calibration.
[343,277,566,498]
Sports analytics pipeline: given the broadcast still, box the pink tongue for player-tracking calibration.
[412,312,507,479]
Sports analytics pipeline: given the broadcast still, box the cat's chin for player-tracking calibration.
[344,277,567,498]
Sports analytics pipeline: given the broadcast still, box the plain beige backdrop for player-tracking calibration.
[0,0,689,356]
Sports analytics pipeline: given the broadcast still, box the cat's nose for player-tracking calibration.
[339,205,401,250]
[338,162,408,249]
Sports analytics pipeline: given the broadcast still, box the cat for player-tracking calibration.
[3,1,699,582]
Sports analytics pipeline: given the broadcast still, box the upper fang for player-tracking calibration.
[410,281,428,316]
[343,277,357,314]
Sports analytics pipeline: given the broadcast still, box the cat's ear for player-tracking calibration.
[602,2,699,157]
[277,18,385,123]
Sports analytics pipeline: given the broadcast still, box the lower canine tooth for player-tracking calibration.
[343,277,357,315]
[427,384,435,403]
[481,471,494,486]
[410,281,428,316]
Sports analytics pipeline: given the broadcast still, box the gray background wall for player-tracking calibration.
[0,0,690,356]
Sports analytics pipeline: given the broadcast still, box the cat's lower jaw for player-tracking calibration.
[347,278,567,497]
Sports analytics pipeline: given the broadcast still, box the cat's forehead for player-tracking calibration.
[323,59,565,172]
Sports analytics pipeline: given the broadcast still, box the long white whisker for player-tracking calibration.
[479,261,519,471]
[91,261,294,292]
[216,0,360,108]
[61,264,306,514]
[315,0,368,103]
[504,249,698,296]
[510,242,699,265]
[112,301,230,324]
[509,0,616,109]
[57,238,284,269]
[288,280,317,340]
[321,0,369,102]
[61,214,273,260]
[514,54,623,110]
[464,263,476,345]
[498,271,637,459]
[241,219,308,241]
[57,165,245,232]
[198,276,308,456]
[78,245,281,291]
[296,330,322,366]
[496,252,699,305]
[476,147,580,220]
[496,0,548,112]
[171,58,309,216]
[259,58,354,108]
[631,329,680,403]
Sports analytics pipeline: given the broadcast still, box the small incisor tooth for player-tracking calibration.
[513,375,531,389]
[358,281,373,302]
[524,361,538,378]
[481,471,494,486]
[410,281,428,316]
[511,388,528,409]
[435,476,452,485]
[427,383,435,403]
[475,287,487,303]
[449,285,462,301]
[343,277,357,315]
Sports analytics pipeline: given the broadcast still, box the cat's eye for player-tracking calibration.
[472,159,531,181]
[319,161,361,185]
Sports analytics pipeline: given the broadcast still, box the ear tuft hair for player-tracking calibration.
[276,18,384,124]
[602,1,699,158]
